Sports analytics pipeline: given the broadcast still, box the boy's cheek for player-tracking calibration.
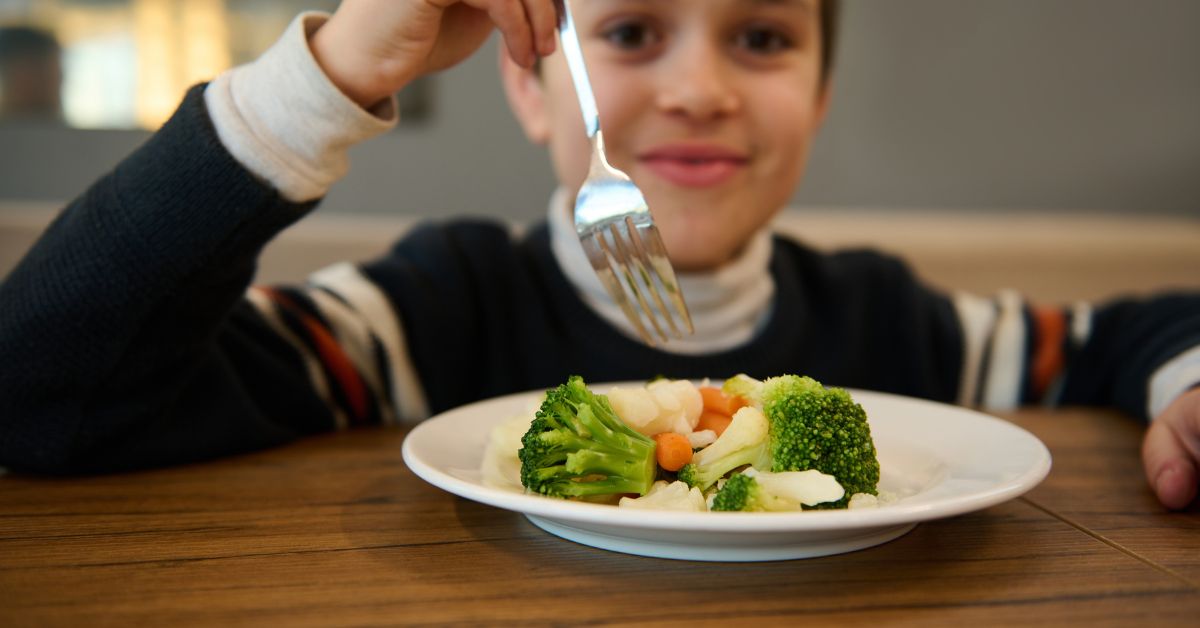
[545,117,594,191]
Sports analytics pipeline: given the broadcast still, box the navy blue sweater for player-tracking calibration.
[2,86,1198,474]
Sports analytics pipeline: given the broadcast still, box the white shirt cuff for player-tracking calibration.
[1147,344,1200,419]
[203,11,398,202]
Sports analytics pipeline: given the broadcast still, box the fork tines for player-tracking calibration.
[581,218,694,346]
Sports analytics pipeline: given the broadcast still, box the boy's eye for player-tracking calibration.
[602,21,660,50]
[734,27,794,54]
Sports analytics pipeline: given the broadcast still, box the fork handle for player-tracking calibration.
[557,0,601,139]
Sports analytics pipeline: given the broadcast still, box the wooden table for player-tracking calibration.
[2,407,1197,626]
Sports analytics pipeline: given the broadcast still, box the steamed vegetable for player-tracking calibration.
[518,376,658,499]
[510,373,881,512]
[676,406,772,491]
[607,379,702,436]
[652,432,694,472]
[618,480,707,511]
[757,374,880,505]
[710,468,845,512]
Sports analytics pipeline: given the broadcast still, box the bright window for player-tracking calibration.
[1,0,340,129]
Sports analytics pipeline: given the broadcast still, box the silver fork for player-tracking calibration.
[557,0,693,346]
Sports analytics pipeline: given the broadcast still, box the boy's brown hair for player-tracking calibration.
[820,0,841,84]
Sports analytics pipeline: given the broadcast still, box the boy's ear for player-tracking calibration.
[815,82,834,128]
[498,44,551,145]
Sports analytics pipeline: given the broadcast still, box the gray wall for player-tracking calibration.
[797,0,1200,215]
[2,0,1198,221]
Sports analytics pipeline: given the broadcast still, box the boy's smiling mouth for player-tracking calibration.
[638,144,749,188]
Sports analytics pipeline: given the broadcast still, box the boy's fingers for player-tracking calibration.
[522,0,559,56]
[471,0,537,67]
[1142,417,1200,510]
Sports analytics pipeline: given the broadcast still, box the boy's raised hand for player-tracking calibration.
[1143,387,1200,509]
[310,0,559,110]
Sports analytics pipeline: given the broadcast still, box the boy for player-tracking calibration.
[0,0,1197,510]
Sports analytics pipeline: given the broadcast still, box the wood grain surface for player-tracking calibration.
[2,408,1197,626]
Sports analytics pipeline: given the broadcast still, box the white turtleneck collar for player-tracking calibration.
[547,188,776,354]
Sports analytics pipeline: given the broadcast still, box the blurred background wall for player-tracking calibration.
[1,0,1198,222]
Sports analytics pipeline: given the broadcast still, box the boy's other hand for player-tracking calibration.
[311,0,558,110]
[1143,387,1200,510]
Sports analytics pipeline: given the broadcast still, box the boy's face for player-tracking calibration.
[502,0,830,272]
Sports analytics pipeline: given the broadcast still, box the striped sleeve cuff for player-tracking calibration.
[245,262,429,428]
[953,290,1024,409]
[307,262,430,423]
[953,292,1092,411]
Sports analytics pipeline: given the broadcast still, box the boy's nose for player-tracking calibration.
[654,43,740,122]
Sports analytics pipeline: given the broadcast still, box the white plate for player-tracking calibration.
[401,385,1051,562]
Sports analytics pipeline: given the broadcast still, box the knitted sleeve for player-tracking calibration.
[952,291,1200,420]
[805,243,1200,421]
[0,86,387,474]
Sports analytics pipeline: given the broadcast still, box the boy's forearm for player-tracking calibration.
[0,86,321,473]
[0,11,422,474]
[1058,294,1200,421]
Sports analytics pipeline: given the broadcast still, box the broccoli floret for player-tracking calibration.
[707,373,881,507]
[760,375,879,505]
[709,472,759,511]
[711,468,845,512]
[676,406,772,491]
[518,375,658,499]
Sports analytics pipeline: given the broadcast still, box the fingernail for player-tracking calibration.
[1155,465,1180,502]
[1156,466,1172,492]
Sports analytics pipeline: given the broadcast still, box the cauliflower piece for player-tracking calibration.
[676,405,771,491]
[710,467,844,511]
[848,489,899,509]
[847,492,879,509]
[686,429,717,450]
[607,379,702,436]
[618,480,708,512]
[606,386,660,430]
[743,467,845,507]
[480,407,538,491]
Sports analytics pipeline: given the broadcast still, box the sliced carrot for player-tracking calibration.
[699,386,748,416]
[696,410,733,437]
[652,432,694,472]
